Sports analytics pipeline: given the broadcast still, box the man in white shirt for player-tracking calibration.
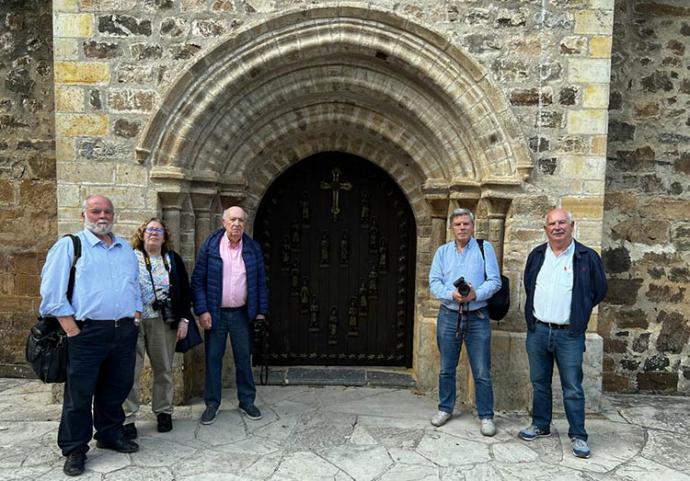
[519,208,607,459]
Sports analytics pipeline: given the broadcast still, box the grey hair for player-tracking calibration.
[545,208,573,225]
[82,194,114,213]
[448,208,475,225]
[223,205,247,220]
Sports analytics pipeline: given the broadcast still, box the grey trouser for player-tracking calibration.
[123,314,177,421]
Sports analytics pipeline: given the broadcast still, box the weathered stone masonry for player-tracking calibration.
[3,0,687,400]
[0,0,57,375]
[601,0,690,394]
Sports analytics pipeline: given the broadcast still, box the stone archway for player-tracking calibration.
[138,6,531,393]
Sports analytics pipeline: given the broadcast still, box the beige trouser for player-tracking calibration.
[123,314,177,422]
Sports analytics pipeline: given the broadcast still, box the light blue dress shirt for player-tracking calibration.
[39,229,143,320]
[533,240,575,324]
[429,237,502,312]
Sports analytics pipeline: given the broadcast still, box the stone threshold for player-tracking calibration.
[253,365,416,389]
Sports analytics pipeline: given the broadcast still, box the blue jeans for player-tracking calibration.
[437,305,494,419]
[527,322,587,441]
[204,307,256,408]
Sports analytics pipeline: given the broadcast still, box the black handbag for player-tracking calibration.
[175,317,203,353]
[478,239,510,321]
[26,234,81,383]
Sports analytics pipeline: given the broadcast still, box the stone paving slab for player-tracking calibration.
[0,379,689,480]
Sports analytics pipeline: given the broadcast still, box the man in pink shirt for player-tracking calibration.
[191,206,269,425]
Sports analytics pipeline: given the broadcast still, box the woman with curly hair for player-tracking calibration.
[122,218,194,437]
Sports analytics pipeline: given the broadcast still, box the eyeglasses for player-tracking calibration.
[145,227,165,234]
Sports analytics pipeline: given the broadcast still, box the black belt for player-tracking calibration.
[537,319,570,330]
[77,317,134,327]
[441,304,484,316]
[221,306,245,312]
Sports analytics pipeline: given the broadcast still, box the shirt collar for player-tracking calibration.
[82,228,120,247]
[222,233,242,251]
[546,239,575,258]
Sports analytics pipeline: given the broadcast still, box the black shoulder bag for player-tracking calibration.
[26,234,81,383]
[477,239,510,321]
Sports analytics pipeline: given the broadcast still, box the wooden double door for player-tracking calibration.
[254,153,416,366]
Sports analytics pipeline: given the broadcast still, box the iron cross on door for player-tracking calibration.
[320,167,352,221]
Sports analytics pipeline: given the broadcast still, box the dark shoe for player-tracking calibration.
[122,423,138,440]
[200,405,218,425]
[157,413,172,432]
[96,438,139,453]
[239,403,262,420]
[518,424,551,441]
[63,452,86,476]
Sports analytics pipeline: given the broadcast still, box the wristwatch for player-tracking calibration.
[181,318,189,324]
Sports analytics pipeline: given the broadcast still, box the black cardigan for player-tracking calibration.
[166,250,195,329]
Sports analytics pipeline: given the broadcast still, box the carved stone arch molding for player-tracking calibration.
[140,5,532,390]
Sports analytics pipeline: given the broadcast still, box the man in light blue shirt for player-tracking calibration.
[40,194,143,476]
[429,208,501,436]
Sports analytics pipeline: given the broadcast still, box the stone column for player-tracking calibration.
[479,197,511,269]
[190,192,216,255]
[158,192,186,249]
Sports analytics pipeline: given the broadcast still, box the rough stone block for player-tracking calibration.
[115,164,147,185]
[567,109,608,134]
[583,84,610,109]
[54,13,93,38]
[57,184,81,208]
[107,90,156,112]
[54,38,79,59]
[80,0,137,10]
[55,113,108,137]
[590,36,613,58]
[0,180,14,204]
[55,86,84,113]
[568,58,611,83]
[611,218,669,244]
[83,40,122,59]
[57,162,115,184]
[560,36,587,55]
[53,0,80,11]
[56,138,75,162]
[574,10,613,35]
[561,196,604,220]
[559,156,606,179]
[98,15,152,36]
[54,62,109,84]
[637,371,678,392]
[591,135,607,155]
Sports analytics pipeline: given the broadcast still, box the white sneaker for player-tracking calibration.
[431,410,452,427]
[480,418,496,436]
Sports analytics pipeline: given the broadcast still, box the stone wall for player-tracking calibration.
[47,0,614,406]
[601,0,690,394]
[0,0,57,376]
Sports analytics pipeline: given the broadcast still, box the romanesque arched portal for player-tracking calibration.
[138,5,531,391]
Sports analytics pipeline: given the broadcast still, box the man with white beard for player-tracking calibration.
[39,194,142,476]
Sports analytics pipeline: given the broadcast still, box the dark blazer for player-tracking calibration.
[191,230,268,324]
[523,240,608,337]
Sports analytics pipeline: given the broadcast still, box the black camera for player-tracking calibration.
[453,276,471,297]
[152,297,176,325]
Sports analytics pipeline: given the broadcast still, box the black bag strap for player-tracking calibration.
[142,250,170,302]
[477,239,488,281]
[65,234,81,303]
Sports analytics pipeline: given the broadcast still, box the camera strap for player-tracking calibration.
[143,250,170,303]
